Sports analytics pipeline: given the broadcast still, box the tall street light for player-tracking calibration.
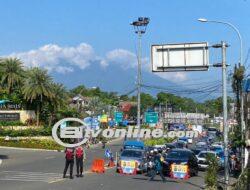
[198,18,246,168]
[131,17,150,138]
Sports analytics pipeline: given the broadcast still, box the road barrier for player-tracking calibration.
[91,159,105,173]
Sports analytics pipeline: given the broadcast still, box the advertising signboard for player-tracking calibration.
[100,114,108,123]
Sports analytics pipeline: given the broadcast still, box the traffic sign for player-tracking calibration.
[145,112,158,124]
[105,149,111,158]
[114,112,123,123]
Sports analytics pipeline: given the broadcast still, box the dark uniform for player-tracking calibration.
[75,146,85,177]
[149,155,166,182]
[63,148,74,179]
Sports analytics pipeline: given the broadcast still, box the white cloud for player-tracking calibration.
[7,43,99,73]
[5,43,187,83]
[105,49,138,69]
[156,72,188,82]
[105,49,149,70]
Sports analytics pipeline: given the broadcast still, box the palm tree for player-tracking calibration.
[0,58,24,94]
[48,83,68,126]
[22,67,54,127]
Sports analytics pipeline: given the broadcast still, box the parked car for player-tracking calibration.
[163,148,199,177]
[196,150,217,170]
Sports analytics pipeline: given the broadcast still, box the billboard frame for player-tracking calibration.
[151,42,209,72]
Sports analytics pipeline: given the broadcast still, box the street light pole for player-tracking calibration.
[198,18,246,169]
[137,31,142,135]
[131,17,150,140]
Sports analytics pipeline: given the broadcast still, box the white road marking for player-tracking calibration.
[0,171,63,183]
[45,156,56,160]
[0,159,2,166]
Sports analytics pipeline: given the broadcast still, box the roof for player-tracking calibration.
[124,140,144,147]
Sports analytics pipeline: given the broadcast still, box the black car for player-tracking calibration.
[163,148,199,177]
[165,143,176,150]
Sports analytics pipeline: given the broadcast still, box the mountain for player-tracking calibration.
[51,62,176,95]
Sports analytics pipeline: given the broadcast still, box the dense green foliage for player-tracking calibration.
[0,128,52,137]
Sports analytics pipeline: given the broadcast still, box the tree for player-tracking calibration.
[204,154,219,190]
[47,83,68,127]
[0,58,24,94]
[22,67,53,127]
[141,93,155,112]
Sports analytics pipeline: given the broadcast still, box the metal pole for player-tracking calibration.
[209,20,245,169]
[137,31,142,140]
[222,41,229,187]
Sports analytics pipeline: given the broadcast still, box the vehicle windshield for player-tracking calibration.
[208,128,217,131]
[167,150,190,159]
[121,150,143,158]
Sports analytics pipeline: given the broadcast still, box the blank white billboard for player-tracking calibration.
[151,42,209,72]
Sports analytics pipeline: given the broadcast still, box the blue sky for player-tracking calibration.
[0,0,249,98]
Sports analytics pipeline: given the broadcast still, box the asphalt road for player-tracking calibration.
[0,139,205,190]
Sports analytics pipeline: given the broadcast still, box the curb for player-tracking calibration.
[0,146,63,152]
[0,138,123,152]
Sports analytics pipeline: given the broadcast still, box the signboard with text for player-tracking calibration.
[114,112,123,123]
[121,160,136,174]
[145,112,158,124]
[171,164,188,179]
[0,113,20,121]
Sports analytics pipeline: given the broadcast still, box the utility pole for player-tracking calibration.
[222,41,229,188]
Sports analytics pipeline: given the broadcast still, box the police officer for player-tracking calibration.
[75,146,86,177]
[149,152,167,183]
[63,147,74,179]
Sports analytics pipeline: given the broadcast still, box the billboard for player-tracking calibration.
[151,42,209,72]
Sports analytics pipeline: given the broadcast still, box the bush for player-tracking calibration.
[0,127,52,137]
[0,121,25,126]
[205,154,219,189]
[0,138,63,150]
[144,137,175,146]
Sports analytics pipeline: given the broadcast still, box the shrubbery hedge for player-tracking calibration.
[144,137,175,146]
[0,127,52,137]
[0,121,25,126]
[0,138,63,150]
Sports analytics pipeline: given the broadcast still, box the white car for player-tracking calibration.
[187,138,193,144]
[196,151,217,169]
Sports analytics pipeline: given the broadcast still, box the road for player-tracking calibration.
[0,139,205,190]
